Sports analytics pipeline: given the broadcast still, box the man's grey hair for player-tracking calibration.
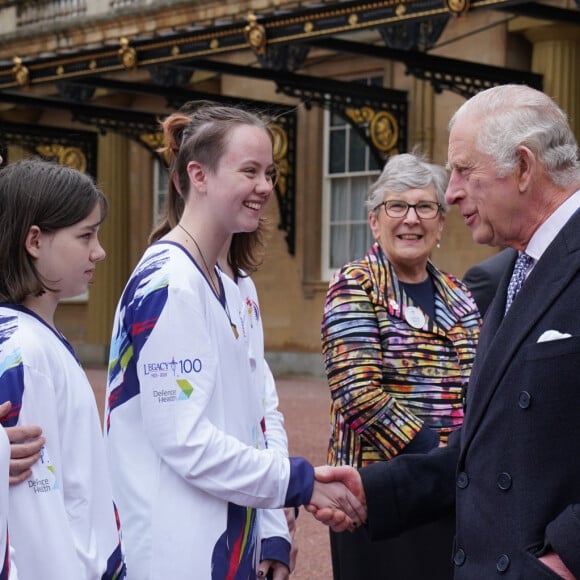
[449,84,580,189]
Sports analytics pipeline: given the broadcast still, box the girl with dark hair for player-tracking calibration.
[0,158,126,579]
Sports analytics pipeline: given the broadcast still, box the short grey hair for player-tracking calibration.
[449,84,580,189]
[366,152,449,214]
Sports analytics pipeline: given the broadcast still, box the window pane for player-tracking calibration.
[329,128,346,174]
[331,180,348,221]
[351,223,371,261]
[369,151,382,171]
[351,177,370,220]
[330,111,345,127]
[330,224,348,269]
[348,129,366,172]
[153,161,169,223]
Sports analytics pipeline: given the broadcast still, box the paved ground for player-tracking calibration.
[87,369,334,579]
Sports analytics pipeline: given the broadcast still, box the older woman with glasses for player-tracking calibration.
[321,152,481,580]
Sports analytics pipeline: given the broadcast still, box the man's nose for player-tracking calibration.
[445,171,463,204]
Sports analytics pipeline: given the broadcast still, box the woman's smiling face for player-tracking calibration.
[369,186,445,281]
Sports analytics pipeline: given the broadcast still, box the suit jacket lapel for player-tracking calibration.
[461,210,580,450]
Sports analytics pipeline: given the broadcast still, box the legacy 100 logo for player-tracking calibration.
[143,357,202,378]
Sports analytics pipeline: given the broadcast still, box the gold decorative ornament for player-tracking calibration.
[269,123,288,162]
[396,4,406,16]
[140,132,165,151]
[12,57,29,87]
[56,66,64,76]
[244,13,267,56]
[36,145,87,173]
[89,60,97,70]
[345,108,399,154]
[171,45,180,57]
[210,38,219,50]
[445,0,470,16]
[268,123,288,196]
[118,37,137,70]
[304,21,314,33]
[348,14,358,26]
[277,159,288,193]
[345,106,374,125]
[370,111,399,152]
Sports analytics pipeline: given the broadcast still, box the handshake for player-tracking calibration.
[306,466,368,532]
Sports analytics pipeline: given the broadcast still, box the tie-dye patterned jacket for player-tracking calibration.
[322,243,481,468]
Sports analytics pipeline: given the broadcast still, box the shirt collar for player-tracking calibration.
[525,189,580,263]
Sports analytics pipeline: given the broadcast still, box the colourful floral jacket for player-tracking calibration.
[321,243,481,467]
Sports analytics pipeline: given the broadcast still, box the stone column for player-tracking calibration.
[85,132,130,362]
[520,23,580,138]
[409,78,436,159]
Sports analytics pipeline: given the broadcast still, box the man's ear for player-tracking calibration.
[516,146,535,192]
[25,225,42,258]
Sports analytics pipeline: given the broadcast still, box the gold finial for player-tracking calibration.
[12,56,29,87]
[445,0,470,17]
[244,13,267,56]
[118,37,138,69]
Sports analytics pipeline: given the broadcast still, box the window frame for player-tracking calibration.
[320,74,384,281]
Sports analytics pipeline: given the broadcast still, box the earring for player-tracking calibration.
[436,242,441,249]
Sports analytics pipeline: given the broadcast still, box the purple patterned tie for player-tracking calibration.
[505,252,534,314]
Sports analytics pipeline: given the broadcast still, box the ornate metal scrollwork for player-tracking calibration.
[379,14,449,51]
[148,65,193,88]
[56,81,96,102]
[345,107,400,156]
[139,132,165,151]
[269,115,296,255]
[256,44,310,72]
[0,122,97,176]
[270,122,289,199]
[371,111,399,154]
[36,144,87,173]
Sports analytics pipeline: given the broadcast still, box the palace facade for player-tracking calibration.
[1,0,578,373]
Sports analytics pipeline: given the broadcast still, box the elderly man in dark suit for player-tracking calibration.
[312,84,580,580]
[462,248,516,317]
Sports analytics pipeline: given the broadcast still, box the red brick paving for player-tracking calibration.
[87,369,333,579]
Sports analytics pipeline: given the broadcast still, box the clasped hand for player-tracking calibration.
[0,401,45,485]
[307,465,367,532]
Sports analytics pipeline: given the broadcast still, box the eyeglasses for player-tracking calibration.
[374,200,441,220]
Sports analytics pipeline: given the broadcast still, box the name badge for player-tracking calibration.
[405,306,426,329]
